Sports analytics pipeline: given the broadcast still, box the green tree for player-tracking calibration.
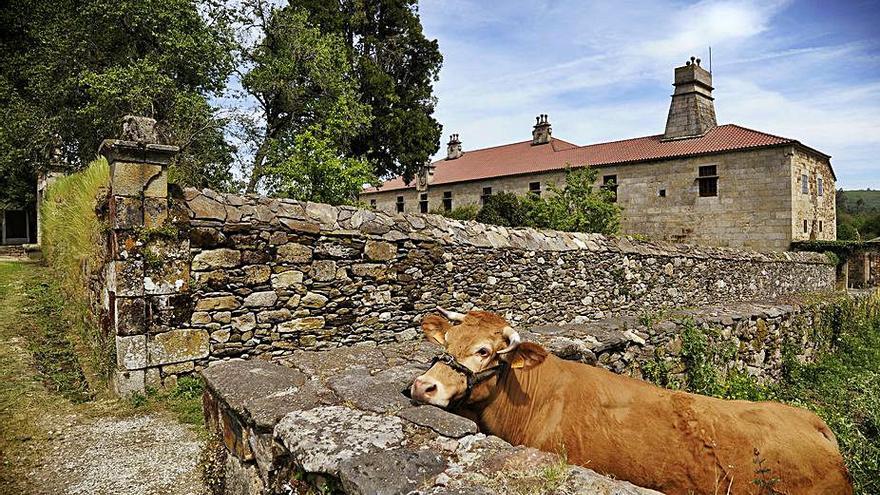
[280,0,443,186]
[238,5,374,204]
[476,192,531,227]
[837,221,860,241]
[0,0,237,207]
[530,167,622,235]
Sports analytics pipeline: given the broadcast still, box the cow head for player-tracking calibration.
[410,308,548,408]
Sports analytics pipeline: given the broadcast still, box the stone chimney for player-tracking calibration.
[446,134,463,160]
[532,114,552,145]
[663,56,717,140]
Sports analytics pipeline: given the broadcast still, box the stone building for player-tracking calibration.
[361,57,837,251]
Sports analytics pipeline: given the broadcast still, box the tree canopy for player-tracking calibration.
[236,4,375,204]
[1,0,443,207]
[0,0,237,208]
[243,0,443,192]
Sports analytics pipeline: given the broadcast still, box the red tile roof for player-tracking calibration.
[365,124,829,193]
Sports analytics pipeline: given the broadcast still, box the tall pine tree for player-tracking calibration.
[244,0,442,192]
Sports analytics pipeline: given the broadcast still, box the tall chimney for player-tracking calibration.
[446,133,462,160]
[663,56,716,140]
[532,114,552,145]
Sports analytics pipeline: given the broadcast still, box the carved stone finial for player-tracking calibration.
[121,115,159,144]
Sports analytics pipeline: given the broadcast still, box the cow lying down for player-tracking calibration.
[409,309,852,495]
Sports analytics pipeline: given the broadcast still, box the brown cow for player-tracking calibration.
[410,309,852,495]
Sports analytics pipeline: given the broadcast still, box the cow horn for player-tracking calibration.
[497,326,521,354]
[437,306,466,322]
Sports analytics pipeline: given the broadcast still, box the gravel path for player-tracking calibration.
[24,414,206,495]
[0,262,207,495]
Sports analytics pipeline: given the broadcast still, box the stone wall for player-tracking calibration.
[791,148,837,243]
[199,295,834,495]
[97,120,835,393]
[363,145,836,252]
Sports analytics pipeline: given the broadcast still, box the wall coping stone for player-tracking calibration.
[202,345,661,495]
[99,139,180,166]
[181,187,831,265]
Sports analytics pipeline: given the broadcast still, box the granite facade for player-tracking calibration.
[363,146,836,251]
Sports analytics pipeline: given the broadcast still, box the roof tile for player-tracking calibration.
[367,124,812,193]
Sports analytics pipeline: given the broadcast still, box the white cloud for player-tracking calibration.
[419,0,880,188]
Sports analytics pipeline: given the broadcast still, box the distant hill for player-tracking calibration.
[840,189,880,213]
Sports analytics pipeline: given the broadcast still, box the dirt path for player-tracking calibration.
[0,262,206,495]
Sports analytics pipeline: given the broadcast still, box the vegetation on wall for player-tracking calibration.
[40,158,112,384]
[642,294,880,494]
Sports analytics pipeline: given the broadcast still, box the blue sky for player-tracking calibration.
[417,0,880,189]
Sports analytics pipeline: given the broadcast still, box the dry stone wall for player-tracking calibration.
[97,121,834,393]
[167,189,831,377]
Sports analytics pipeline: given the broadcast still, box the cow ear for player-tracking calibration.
[509,342,548,370]
[422,314,451,346]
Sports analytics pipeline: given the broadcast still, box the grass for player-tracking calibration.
[40,157,113,386]
[644,294,880,494]
[0,262,206,481]
[127,375,206,430]
[0,262,94,493]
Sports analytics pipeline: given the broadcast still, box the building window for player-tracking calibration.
[698,165,718,197]
[369,199,376,209]
[481,187,493,205]
[442,191,453,211]
[801,174,809,194]
[396,196,404,213]
[602,175,618,202]
[658,189,666,197]
[803,219,808,233]
[818,177,824,196]
[419,193,428,213]
[529,182,541,197]
[819,220,824,233]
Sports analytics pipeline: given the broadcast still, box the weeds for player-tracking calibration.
[648,293,880,494]
[752,449,782,494]
[127,375,206,430]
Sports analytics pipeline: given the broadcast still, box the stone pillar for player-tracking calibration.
[100,116,183,395]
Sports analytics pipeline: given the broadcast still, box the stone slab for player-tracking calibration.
[147,328,210,365]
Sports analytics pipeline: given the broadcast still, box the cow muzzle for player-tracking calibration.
[410,375,446,406]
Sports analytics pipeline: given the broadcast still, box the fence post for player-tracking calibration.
[100,116,180,395]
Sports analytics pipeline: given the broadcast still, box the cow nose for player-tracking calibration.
[411,376,439,402]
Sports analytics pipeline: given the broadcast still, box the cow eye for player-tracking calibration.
[477,348,490,357]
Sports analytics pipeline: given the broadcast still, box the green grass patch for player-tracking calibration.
[127,375,206,431]
[41,157,114,387]
[19,273,93,403]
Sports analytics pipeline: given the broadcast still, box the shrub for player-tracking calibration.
[474,167,621,234]
[432,204,480,221]
[476,192,531,227]
[530,167,621,235]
